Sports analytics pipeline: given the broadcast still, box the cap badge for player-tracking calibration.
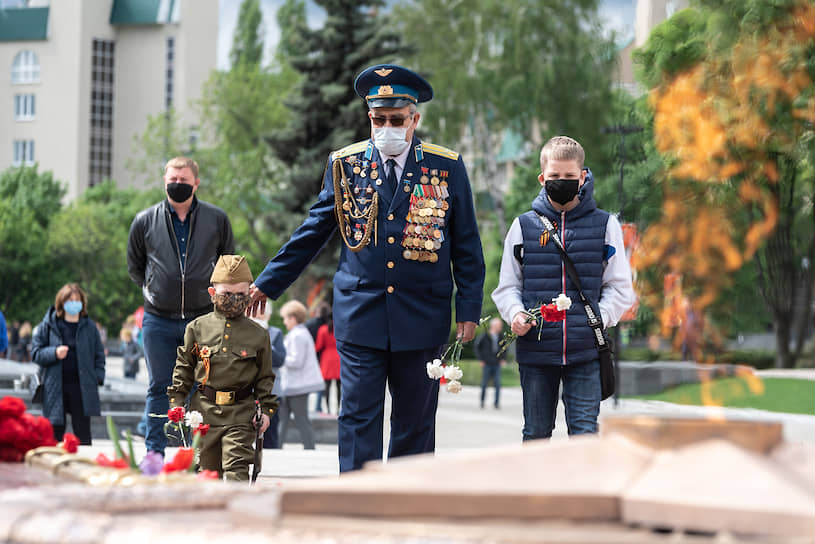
[378,85,393,96]
[374,68,393,77]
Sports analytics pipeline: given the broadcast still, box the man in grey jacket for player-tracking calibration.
[127,157,234,456]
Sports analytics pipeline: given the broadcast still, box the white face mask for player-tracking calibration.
[373,126,410,157]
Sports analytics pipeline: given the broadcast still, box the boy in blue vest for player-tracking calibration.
[492,136,635,440]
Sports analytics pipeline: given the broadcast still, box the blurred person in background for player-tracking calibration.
[120,327,143,379]
[31,283,106,444]
[17,321,32,362]
[0,310,7,358]
[278,300,324,449]
[474,317,506,409]
[250,304,287,449]
[314,315,341,415]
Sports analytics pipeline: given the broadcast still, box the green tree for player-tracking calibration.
[262,0,406,290]
[47,182,162,333]
[396,0,619,236]
[0,166,65,323]
[230,0,264,68]
[633,0,815,367]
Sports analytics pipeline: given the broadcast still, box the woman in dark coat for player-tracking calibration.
[31,283,106,444]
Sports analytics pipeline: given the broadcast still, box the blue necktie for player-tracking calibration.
[385,159,398,197]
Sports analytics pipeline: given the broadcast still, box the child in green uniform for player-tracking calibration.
[168,255,278,481]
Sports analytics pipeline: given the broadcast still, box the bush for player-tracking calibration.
[715,350,775,369]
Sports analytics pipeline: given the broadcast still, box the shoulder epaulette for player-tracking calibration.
[331,140,368,161]
[421,142,460,161]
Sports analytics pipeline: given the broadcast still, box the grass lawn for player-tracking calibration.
[628,377,815,416]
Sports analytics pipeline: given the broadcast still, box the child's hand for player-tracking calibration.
[511,312,536,336]
[256,413,270,433]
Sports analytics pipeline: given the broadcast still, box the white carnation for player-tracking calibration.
[553,293,572,311]
[443,365,463,381]
[426,359,444,379]
[185,410,204,429]
[446,380,462,393]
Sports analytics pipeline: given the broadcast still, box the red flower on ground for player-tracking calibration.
[197,469,219,480]
[167,406,185,423]
[540,303,567,322]
[194,424,210,436]
[162,447,195,473]
[0,396,26,419]
[95,452,129,469]
[61,433,80,453]
[0,445,23,462]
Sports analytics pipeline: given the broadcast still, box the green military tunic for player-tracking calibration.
[168,308,278,480]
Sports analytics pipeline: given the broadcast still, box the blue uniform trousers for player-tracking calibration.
[336,340,440,472]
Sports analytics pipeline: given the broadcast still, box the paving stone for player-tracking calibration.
[602,415,783,454]
[275,434,653,520]
[621,439,815,538]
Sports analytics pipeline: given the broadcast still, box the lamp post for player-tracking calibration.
[601,124,643,405]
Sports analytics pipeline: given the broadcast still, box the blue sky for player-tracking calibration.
[217,0,637,70]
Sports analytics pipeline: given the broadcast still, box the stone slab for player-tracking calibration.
[602,415,783,454]
[275,434,654,520]
[621,439,815,538]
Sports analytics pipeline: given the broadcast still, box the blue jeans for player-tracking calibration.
[480,364,501,407]
[141,311,192,454]
[518,360,601,440]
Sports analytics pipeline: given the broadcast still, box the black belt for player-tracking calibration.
[197,384,253,405]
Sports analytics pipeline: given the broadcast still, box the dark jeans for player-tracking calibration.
[336,340,440,472]
[262,410,280,449]
[53,381,92,445]
[480,364,501,407]
[141,311,191,454]
[518,360,601,441]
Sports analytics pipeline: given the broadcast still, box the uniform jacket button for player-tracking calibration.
[387,213,394,220]
[387,285,394,293]
[387,261,395,269]
[387,236,395,244]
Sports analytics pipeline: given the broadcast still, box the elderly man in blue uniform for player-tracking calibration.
[248,64,485,472]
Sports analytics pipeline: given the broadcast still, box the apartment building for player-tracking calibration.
[0,0,217,200]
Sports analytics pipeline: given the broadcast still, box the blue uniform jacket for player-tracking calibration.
[254,136,485,352]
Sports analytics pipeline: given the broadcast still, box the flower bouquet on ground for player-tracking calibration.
[426,317,490,393]
[0,396,56,462]
[498,294,572,356]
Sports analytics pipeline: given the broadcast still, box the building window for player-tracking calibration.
[666,1,676,18]
[12,140,35,166]
[14,94,36,120]
[165,36,175,110]
[89,39,115,187]
[11,50,40,84]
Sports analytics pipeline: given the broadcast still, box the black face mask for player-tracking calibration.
[545,178,580,205]
[166,182,194,203]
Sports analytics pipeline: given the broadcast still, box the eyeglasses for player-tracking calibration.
[370,114,413,127]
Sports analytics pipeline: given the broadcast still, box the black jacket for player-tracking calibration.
[127,197,234,320]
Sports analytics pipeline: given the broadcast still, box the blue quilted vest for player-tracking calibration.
[516,173,609,366]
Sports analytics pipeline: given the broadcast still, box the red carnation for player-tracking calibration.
[0,396,26,419]
[167,406,185,423]
[61,433,80,454]
[0,417,25,445]
[540,303,567,322]
[0,445,23,463]
[194,424,210,436]
[162,447,195,473]
[96,452,129,469]
[196,469,219,480]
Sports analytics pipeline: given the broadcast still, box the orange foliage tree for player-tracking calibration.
[633,0,815,367]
